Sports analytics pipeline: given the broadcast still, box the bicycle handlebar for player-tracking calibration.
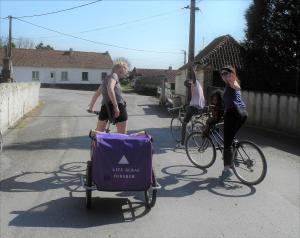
[87,109,100,115]
[167,106,183,112]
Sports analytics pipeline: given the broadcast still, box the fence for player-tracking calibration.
[242,91,300,136]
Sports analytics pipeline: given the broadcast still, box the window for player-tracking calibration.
[32,71,40,81]
[82,72,88,81]
[50,73,54,78]
[101,72,107,81]
[61,71,68,81]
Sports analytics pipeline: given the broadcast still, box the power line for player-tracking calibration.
[28,7,183,39]
[73,8,183,35]
[15,18,183,55]
[13,0,102,19]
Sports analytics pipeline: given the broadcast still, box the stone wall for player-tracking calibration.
[0,82,40,133]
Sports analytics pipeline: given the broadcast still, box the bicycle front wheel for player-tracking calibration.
[185,132,216,169]
[170,117,182,143]
[232,140,267,185]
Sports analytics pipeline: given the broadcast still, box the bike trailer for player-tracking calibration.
[91,133,153,191]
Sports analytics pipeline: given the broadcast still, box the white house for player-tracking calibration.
[0,48,113,90]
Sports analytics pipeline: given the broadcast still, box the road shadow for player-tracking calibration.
[238,126,300,156]
[4,162,152,228]
[158,165,256,198]
[0,162,86,193]
[4,135,91,151]
[128,127,177,155]
[136,104,171,118]
[9,196,149,228]
[5,127,176,154]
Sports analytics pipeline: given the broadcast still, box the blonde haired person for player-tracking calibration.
[219,65,248,181]
[88,60,129,134]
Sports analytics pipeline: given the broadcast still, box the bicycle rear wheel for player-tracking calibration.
[185,132,216,169]
[232,140,267,185]
[170,117,182,143]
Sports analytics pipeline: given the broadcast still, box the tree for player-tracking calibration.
[15,37,35,49]
[243,0,300,93]
[36,42,54,50]
[1,36,35,49]
[0,36,15,49]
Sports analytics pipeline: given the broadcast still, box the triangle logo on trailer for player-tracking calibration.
[118,155,130,165]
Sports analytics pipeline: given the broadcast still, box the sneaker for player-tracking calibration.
[176,143,185,149]
[219,169,233,182]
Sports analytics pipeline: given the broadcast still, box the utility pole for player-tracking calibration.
[8,15,12,58]
[182,50,187,65]
[1,15,13,83]
[296,59,299,95]
[185,0,199,104]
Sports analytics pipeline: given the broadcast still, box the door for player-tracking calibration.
[50,71,56,85]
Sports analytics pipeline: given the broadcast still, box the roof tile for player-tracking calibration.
[0,48,113,69]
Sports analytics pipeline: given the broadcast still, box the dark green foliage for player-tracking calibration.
[36,42,54,50]
[243,0,300,94]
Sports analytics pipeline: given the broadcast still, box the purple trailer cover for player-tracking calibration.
[92,133,153,191]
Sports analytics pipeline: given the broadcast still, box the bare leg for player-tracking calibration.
[96,120,108,132]
[116,121,128,134]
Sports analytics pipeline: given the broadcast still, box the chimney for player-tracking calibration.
[168,66,172,70]
[69,48,73,55]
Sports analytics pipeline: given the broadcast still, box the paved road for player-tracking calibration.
[0,88,299,238]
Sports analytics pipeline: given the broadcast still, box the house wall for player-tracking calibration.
[175,69,205,104]
[0,82,40,134]
[7,66,111,84]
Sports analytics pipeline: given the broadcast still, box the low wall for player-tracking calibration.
[242,91,300,136]
[0,82,40,133]
[41,83,100,91]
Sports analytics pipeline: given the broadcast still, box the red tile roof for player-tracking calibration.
[131,67,180,83]
[195,35,243,70]
[179,35,243,70]
[0,48,113,69]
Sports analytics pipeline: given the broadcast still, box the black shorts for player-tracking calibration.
[98,102,128,123]
[183,106,203,123]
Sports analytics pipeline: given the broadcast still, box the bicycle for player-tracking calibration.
[168,105,208,143]
[185,122,267,185]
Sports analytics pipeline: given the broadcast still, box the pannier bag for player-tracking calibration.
[92,133,153,191]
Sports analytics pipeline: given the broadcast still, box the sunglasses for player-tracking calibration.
[221,71,231,76]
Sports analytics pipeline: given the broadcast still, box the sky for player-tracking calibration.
[0,0,252,70]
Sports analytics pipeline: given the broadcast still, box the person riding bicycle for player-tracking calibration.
[177,64,205,148]
[88,60,129,134]
[202,89,224,137]
[219,65,248,182]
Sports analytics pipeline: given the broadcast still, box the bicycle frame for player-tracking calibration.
[209,125,224,153]
[168,106,185,119]
[208,124,241,160]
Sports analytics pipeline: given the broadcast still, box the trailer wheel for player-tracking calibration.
[145,170,157,209]
[86,161,92,209]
